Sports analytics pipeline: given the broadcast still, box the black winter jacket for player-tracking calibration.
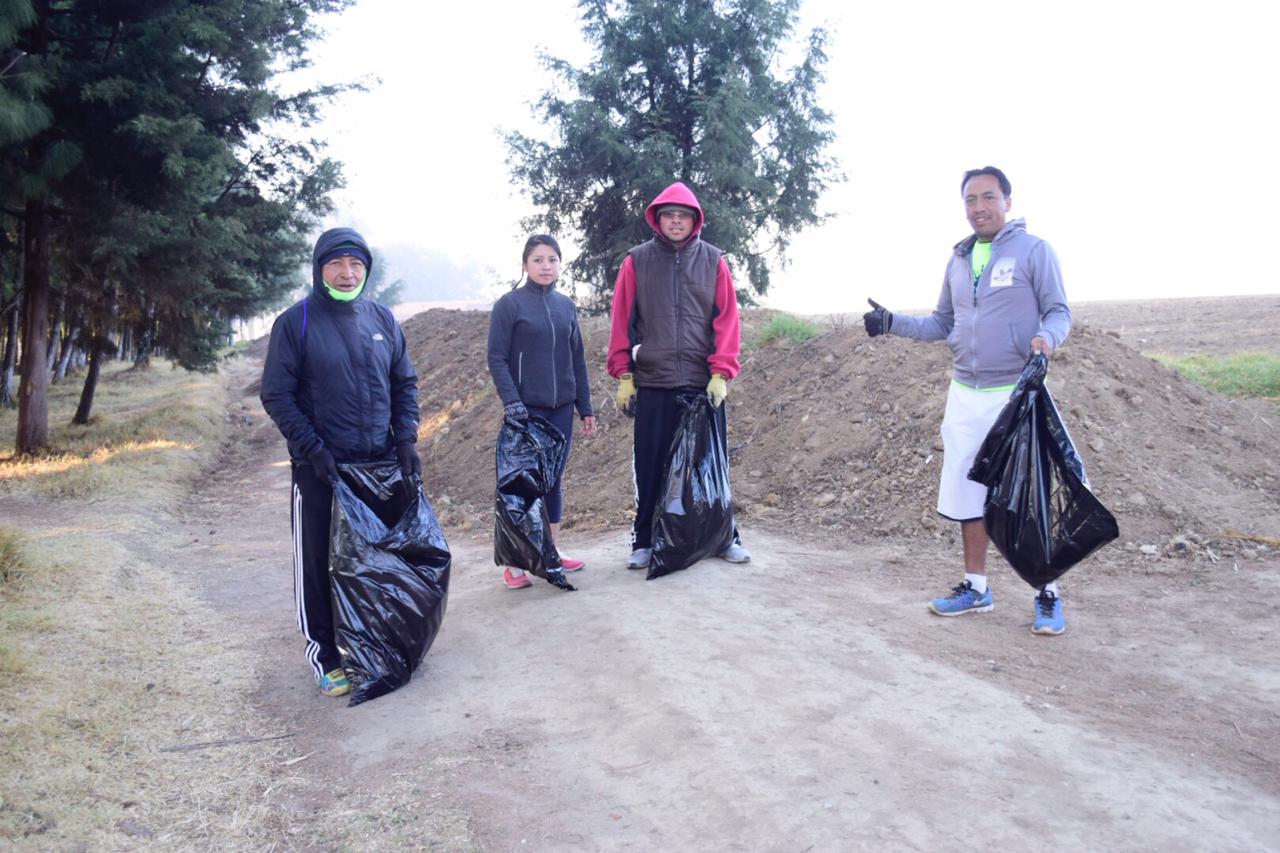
[260,228,419,463]
[487,280,593,416]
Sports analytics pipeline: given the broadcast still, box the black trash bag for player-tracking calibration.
[968,354,1120,588]
[493,415,574,591]
[648,392,735,579]
[330,462,451,706]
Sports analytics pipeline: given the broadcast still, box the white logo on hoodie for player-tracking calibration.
[990,257,1016,287]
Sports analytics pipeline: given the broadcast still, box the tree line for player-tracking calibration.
[2,0,839,453]
[1,0,351,453]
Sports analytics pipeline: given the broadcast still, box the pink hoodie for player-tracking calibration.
[644,180,705,237]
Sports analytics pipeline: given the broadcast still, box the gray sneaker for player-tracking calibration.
[719,543,751,563]
[626,548,652,570]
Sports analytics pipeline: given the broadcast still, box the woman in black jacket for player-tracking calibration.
[487,235,596,588]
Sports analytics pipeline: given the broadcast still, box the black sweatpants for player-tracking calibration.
[291,461,341,679]
[630,386,739,550]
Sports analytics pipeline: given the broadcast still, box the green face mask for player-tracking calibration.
[323,277,366,302]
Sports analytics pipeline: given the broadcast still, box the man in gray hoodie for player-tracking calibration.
[864,166,1072,635]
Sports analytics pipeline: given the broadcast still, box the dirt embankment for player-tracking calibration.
[405,305,1280,557]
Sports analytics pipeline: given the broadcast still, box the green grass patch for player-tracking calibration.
[1156,352,1280,399]
[757,314,821,346]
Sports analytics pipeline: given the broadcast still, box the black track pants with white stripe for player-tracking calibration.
[291,462,342,679]
[630,385,739,550]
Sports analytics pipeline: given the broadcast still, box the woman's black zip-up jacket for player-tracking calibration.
[260,228,419,463]
[487,280,593,417]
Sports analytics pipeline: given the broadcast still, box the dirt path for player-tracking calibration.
[179,354,1280,850]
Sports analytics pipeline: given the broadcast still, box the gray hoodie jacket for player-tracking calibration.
[888,219,1071,388]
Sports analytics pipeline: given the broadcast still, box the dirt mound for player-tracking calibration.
[241,333,272,360]
[404,307,1280,554]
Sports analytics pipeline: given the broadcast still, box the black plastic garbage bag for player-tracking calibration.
[494,416,574,591]
[330,462,451,706]
[968,355,1119,588]
[648,392,736,579]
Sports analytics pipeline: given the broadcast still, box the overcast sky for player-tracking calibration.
[293,0,1279,313]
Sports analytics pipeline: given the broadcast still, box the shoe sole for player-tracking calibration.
[928,602,994,616]
[626,563,647,570]
[1032,624,1065,635]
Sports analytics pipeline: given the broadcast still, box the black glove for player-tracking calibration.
[307,445,339,486]
[503,401,529,425]
[396,441,421,481]
[863,298,893,337]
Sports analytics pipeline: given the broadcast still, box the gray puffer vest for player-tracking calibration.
[628,237,722,389]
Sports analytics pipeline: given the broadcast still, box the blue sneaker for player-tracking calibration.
[1032,590,1065,635]
[928,580,994,616]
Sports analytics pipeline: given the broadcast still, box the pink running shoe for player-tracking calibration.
[502,567,532,589]
[560,556,585,572]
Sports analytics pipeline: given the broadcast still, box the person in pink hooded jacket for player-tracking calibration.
[607,181,750,570]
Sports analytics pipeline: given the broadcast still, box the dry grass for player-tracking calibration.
[0,359,287,848]
[0,361,219,500]
[0,526,23,586]
[0,537,285,846]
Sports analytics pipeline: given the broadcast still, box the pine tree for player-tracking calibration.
[0,0,350,446]
[505,0,839,306]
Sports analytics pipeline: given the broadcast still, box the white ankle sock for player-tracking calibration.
[507,566,526,577]
[964,573,988,594]
[1041,581,1058,596]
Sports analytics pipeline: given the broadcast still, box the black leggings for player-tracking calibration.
[526,402,575,523]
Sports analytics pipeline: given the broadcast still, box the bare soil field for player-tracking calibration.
[1072,295,1277,357]
[6,294,1278,849]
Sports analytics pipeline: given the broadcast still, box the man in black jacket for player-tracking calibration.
[260,227,420,697]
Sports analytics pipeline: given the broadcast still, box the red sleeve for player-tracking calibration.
[607,256,637,378]
[708,257,741,379]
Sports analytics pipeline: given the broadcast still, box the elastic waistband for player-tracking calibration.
[951,378,1016,393]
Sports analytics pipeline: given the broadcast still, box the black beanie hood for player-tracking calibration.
[311,227,373,293]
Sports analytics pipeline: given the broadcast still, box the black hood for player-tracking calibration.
[312,227,373,296]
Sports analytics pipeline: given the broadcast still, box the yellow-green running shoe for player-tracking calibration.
[319,668,350,697]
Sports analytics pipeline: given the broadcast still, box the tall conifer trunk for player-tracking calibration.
[0,300,19,407]
[16,197,50,453]
[72,338,105,425]
[53,326,80,382]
